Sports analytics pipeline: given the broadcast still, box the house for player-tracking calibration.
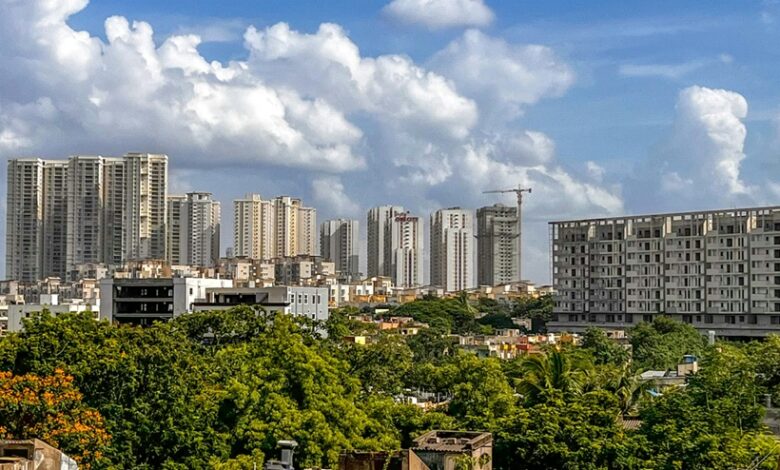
[340,431,492,470]
[0,439,78,470]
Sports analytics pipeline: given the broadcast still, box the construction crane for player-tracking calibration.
[483,186,531,283]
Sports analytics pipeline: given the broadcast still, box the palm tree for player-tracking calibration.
[603,363,649,415]
[518,350,588,404]
[456,291,478,315]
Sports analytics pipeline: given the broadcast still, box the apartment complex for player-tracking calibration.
[6,159,46,282]
[367,206,423,288]
[167,192,220,267]
[6,154,169,282]
[123,153,168,260]
[477,204,518,286]
[232,194,316,261]
[430,208,474,292]
[389,212,423,288]
[367,205,404,278]
[233,194,274,259]
[549,206,780,336]
[320,218,360,279]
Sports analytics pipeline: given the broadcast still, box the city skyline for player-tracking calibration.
[3,1,780,283]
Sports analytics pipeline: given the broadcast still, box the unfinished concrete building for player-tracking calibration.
[549,206,780,337]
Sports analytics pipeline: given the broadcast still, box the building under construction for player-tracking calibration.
[549,205,780,337]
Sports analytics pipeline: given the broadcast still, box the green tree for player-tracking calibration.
[629,317,706,370]
[495,391,640,469]
[406,328,456,363]
[208,313,398,468]
[635,389,777,469]
[346,333,413,394]
[581,327,630,366]
[0,311,227,468]
[511,295,554,333]
[391,298,477,334]
[446,353,517,430]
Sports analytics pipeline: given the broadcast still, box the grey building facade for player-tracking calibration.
[549,206,780,337]
[477,204,518,286]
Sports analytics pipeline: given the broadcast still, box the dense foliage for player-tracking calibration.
[0,301,778,469]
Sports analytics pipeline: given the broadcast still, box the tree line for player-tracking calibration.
[0,297,779,469]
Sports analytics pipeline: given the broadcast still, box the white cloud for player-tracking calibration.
[430,29,575,119]
[244,23,478,141]
[619,55,733,80]
[312,176,360,216]
[383,0,494,29]
[0,0,624,282]
[628,85,754,211]
[586,161,605,182]
[619,61,706,80]
[0,3,365,171]
[672,85,750,195]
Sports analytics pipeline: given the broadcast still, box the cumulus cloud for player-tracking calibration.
[312,176,360,216]
[430,30,575,119]
[0,0,624,282]
[243,23,478,141]
[628,85,754,211]
[670,86,750,195]
[383,0,494,29]
[0,2,365,171]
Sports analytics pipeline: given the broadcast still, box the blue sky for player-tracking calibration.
[2,0,780,282]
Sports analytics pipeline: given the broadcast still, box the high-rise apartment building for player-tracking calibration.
[102,157,126,267]
[167,192,221,267]
[297,205,317,257]
[320,219,360,279]
[233,194,272,259]
[477,204,518,286]
[367,205,404,278]
[6,159,69,281]
[66,156,104,271]
[166,195,187,266]
[232,194,316,261]
[549,206,780,337]
[122,153,168,261]
[7,153,169,281]
[389,212,423,288]
[41,161,68,279]
[430,208,474,292]
[7,159,46,282]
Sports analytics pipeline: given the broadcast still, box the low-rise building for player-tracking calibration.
[274,256,336,286]
[0,439,78,470]
[329,276,393,307]
[6,294,99,332]
[193,286,329,322]
[98,277,233,326]
[455,331,580,360]
[340,431,493,470]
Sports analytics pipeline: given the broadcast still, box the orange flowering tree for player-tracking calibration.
[0,369,111,468]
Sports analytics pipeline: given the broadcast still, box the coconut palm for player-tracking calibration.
[518,349,589,404]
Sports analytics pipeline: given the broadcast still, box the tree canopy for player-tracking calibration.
[0,303,777,469]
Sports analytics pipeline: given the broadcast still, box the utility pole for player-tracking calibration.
[483,185,532,283]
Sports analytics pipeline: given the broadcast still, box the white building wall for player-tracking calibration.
[431,208,474,292]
